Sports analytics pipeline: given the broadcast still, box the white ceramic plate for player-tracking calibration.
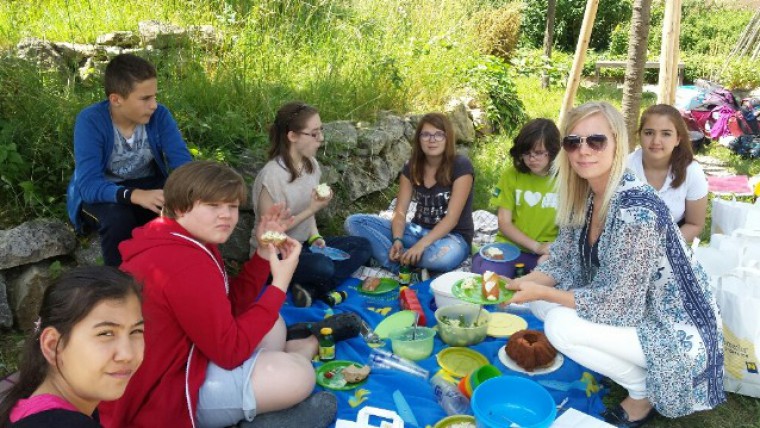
[497,346,564,376]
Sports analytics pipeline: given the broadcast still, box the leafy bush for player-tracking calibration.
[0,0,505,227]
[521,0,632,52]
[510,47,572,87]
[466,56,527,134]
[474,2,523,61]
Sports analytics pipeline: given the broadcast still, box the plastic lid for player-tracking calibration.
[487,313,528,338]
[515,263,525,267]
[436,347,489,378]
[373,310,417,339]
[320,327,333,335]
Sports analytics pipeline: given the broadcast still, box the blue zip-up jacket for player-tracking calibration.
[66,100,192,233]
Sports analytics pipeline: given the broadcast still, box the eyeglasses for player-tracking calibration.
[420,131,446,142]
[561,134,608,152]
[521,151,549,160]
[297,128,324,139]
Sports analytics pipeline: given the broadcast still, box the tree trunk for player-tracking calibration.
[541,0,557,89]
[621,0,653,151]
[657,0,682,105]
[558,0,599,128]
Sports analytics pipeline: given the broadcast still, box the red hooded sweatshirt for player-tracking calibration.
[99,218,285,428]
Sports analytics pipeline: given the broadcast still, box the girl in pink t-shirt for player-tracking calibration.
[0,267,143,427]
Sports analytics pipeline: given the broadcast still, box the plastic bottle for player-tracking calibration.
[399,264,412,285]
[514,262,526,278]
[429,371,472,416]
[368,348,429,379]
[399,286,426,326]
[318,327,335,361]
[322,290,347,306]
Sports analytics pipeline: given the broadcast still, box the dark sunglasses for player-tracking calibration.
[561,134,608,152]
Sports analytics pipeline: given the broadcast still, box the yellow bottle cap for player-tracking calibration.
[320,327,333,335]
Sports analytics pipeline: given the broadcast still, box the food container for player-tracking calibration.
[433,414,476,428]
[389,326,436,361]
[430,272,477,309]
[435,303,491,347]
[471,376,556,428]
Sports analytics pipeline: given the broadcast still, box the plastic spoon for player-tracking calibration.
[411,311,420,340]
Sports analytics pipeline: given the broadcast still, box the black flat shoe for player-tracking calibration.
[602,404,657,428]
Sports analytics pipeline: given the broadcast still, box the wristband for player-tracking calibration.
[393,237,404,245]
[307,234,323,245]
[116,187,133,205]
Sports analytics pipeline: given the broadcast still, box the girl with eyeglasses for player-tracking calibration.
[473,119,560,276]
[506,102,724,427]
[251,102,371,307]
[346,112,474,273]
[627,104,708,244]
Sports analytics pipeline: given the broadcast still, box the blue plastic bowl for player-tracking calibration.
[471,376,556,428]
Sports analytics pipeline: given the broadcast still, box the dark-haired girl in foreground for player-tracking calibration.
[0,267,144,428]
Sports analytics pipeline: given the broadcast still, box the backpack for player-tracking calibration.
[728,135,760,159]
[728,106,760,137]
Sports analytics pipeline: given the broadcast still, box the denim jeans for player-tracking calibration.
[344,214,469,273]
[291,235,372,298]
[80,175,165,266]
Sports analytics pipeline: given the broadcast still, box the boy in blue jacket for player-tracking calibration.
[66,53,192,266]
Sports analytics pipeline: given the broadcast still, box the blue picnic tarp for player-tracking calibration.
[279,278,608,427]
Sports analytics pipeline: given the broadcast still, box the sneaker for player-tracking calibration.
[286,312,362,342]
[239,391,337,428]
[291,283,312,308]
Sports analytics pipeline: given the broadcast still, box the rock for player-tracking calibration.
[376,113,406,141]
[405,115,423,140]
[16,38,66,72]
[219,211,254,262]
[7,262,57,331]
[343,156,395,201]
[54,42,108,62]
[96,31,140,48]
[384,138,412,177]
[0,273,12,328]
[446,102,476,144]
[357,127,392,156]
[73,234,104,267]
[0,219,76,270]
[323,121,358,150]
[188,25,221,49]
[138,20,189,49]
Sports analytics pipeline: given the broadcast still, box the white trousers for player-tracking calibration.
[530,301,648,399]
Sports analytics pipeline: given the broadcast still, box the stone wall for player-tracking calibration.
[1,22,481,332]
[0,109,478,332]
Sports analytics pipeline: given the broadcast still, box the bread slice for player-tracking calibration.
[482,270,500,301]
[260,230,287,246]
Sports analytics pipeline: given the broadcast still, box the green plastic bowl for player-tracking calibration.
[389,326,436,361]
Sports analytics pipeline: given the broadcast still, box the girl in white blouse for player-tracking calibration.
[627,104,708,243]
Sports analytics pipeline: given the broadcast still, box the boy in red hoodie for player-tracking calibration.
[100,161,335,428]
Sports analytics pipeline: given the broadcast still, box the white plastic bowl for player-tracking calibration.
[430,272,478,309]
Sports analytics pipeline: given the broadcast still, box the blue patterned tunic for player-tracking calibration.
[537,171,725,417]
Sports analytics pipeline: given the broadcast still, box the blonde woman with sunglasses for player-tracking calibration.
[505,102,724,427]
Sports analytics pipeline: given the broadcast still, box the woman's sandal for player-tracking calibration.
[602,404,657,428]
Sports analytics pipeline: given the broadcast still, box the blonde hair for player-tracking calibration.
[554,102,629,227]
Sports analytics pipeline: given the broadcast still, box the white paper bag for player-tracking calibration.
[711,197,760,235]
[715,267,760,397]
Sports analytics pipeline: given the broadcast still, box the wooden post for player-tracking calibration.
[558,0,599,128]
[657,0,681,104]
